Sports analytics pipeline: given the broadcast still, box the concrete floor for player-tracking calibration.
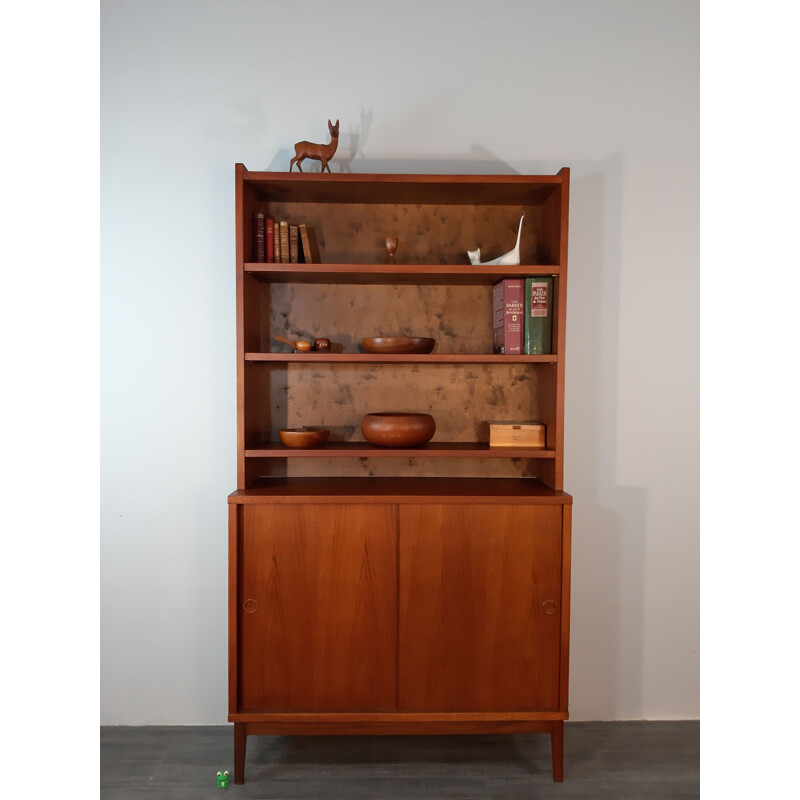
[101,721,699,799]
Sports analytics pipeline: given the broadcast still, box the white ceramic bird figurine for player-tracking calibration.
[467,215,525,266]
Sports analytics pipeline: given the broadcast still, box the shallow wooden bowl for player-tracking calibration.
[279,428,330,448]
[361,413,436,447]
[362,337,435,354]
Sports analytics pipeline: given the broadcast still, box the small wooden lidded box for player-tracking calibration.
[488,421,546,448]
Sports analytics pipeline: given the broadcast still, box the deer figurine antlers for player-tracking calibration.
[290,119,340,173]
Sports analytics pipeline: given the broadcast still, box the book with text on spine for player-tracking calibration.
[253,213,266,263]
[492,279,524,355]
[279,221,290,264]
[266,218,274,263]
[524,277,553,355]
[273,220,282,263]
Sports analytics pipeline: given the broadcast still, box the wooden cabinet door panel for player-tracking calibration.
[239,503,397,711]
[399,504,563,711]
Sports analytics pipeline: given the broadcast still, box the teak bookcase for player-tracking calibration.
[228,166,572,784]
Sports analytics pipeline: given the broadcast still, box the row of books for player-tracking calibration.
[253,213,321,264]
[492,278,553,355]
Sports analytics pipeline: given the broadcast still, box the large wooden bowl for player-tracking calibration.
[362,337,435,354]
[361,413,436,447]
[279,428,330,448]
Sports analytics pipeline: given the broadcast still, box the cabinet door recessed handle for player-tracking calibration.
[542,600,558,615]
[243,599,258,613]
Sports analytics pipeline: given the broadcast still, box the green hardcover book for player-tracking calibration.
[524,277,553,355]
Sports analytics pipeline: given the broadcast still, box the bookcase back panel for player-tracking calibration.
[278,362,539,436]
[260,202,552,266]
[248,175,560,207]
[285,457,542,479]
[250,362,541,479]
[269,283,494,355]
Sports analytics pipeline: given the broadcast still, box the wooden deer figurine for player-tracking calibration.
[290,119,340,173]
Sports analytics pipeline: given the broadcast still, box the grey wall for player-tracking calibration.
[101,0,699,724]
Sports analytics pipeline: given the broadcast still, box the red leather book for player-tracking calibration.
[492,279,524,355]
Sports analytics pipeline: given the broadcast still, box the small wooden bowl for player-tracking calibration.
[362,337,435,355]
[279,428,330,448]
[361,413,435,447]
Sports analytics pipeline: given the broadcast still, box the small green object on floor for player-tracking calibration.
[216,770,229,788]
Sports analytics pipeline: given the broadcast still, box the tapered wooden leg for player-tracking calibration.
[234,722,247,784]
[551,720,564,782]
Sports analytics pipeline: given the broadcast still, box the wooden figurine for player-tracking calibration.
[313,338,331,352]
[290,119,340,173]
[273,334,313,352]
[385,236,399,264]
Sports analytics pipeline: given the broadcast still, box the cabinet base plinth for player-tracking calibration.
[231,715,567,784]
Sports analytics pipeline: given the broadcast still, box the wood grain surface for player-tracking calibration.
[398,504,563,711]
[228,477,573,503]
[238,503,398,711]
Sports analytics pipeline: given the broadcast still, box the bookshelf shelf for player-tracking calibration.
[245,262,561,285]
[244,442,557,458]
[229,476,571,503]
[245,352,558,363]
[229,167,572,786]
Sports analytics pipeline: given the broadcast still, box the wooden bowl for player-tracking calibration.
[361,413,435,447]
[279,428,330,448]
[362,337,435,355]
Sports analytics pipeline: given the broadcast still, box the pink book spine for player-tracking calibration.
[506,280,524,355]
[492,281,505,353]
[494,279,523,355]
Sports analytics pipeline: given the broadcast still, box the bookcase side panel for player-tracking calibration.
[540,184,564,266]
[242,274,272,353]
[240,180,263,265]
[243,361,285,447]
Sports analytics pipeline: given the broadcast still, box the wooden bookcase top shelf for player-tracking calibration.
[239,169,564,205]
